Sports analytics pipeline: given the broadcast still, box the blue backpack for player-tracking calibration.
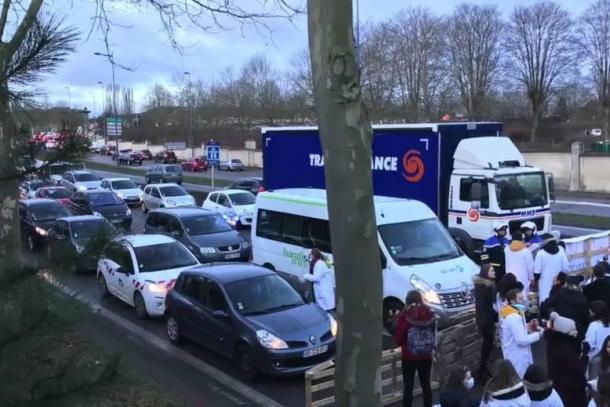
[406,320,436,356]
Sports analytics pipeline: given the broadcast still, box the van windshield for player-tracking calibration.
[378,218,461,266]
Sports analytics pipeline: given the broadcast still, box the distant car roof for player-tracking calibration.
[68,170,94,175]
[80,190,115,196]
[120,234,177,248]
[20,198,61,206]
[184,263,273,284]
[102,177,132,182]
[58,215,108,223]
[220,189,255,196]
[39,186,68,190]
[153,207,214,218]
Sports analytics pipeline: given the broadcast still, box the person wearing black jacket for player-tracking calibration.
[585,263,610,309]
[540,274,590,341]
[473,263,496,381]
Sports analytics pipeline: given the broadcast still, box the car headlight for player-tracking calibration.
[93,211,103,217]
[148,282,167,294]
[240,240,250,249]
[167,199,176,206]
[200,246,216,254]
[256,329,288,350]
[410,274,441,305]
[329,314,338,337]
[126,208,131,216]
[35,226,48,236]
[75,244,85,254]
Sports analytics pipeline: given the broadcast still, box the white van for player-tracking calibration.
[251,188,479,330]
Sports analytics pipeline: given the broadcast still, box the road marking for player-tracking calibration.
[555,200,610,208]
[39,271,284,407]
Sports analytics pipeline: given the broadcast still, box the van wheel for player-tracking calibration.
[134,292,148,319]
[383,298,404,336]
[235,344,258,380]
[97,274,109,298]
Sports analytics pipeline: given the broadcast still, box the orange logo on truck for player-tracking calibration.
[467,208,480,222]
[402,150,425,183]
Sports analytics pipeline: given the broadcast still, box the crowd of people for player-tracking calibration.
[394,221,610,407]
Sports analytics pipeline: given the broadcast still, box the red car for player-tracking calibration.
[35,186,72,206]
[140,149,153,160]
[182,157,209,172]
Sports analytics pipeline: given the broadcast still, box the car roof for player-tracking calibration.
[184,263,273,284]
[102,177,132,182]
[156,183,181,188]
[120,234,176,248]
[80,190,114,196]
[20,198,59,206]
[39,186,68,190]
[218,189,254,195]
[68,170,93,175]
[57,215,107,223]
[152,207,214,217]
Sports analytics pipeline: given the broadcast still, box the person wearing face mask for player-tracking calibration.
[523,364,564,407]
[499,288,543,378]
[301,248,335,313]
[438,366,479,407]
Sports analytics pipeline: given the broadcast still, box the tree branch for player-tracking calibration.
[0,0,12,41]
[6,0,44,58]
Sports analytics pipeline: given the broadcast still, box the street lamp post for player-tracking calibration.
[94,52,119,166]
[184,71,194,158]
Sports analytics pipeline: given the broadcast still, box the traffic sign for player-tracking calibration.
[206,142,220,164]
[106,117,122,137]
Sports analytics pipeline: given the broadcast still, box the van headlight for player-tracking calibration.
[256,330,288,350]
[410,274,441,305]
[35,226,48,236]
[166,199,176,206]
[329,315,338,337]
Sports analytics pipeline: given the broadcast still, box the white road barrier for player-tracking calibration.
[563,230,610,275]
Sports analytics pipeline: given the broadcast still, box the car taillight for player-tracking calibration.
[258,186,265,192]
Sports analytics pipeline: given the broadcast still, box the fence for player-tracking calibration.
[563,230,610,277]
[304,311,480,407]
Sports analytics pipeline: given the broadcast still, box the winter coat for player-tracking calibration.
[525,233,544,253]
[544,329,588,407]
[499,304,541,378]
[535,242,570,303]
[504,241,534,304]
[395,304,436,361]
[540,287,590,341]
[585,320,610,358]
[584,278,610,309]
[473,275,496,334]
[439,386,479,407]
[524,380,565,407]
[303,259,335,311]
[484,235,510,282]
[480,382,531,407]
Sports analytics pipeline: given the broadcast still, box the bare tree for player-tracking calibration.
[581,0,610,141]
[121,86,134,116]
[505,1,578,142]
[286,48,314,109]
[308,0,382,405]
[445,4,503,120]
[390,8,444,122]
[145,83,174,110]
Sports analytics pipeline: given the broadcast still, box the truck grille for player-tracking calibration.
[439,289,475,309]
[509,217,545,234]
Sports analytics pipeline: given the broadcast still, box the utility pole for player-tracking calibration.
[94,52,119,165]
[184,71,194,158]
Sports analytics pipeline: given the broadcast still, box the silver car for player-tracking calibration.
[145,164,183,185]
[218,159,244,171]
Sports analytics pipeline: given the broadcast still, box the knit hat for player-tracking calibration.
[549,312,578,337]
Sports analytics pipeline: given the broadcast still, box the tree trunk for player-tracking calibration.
[0,75,21,277]
[603,102,609,144]
[307,1,383,406]
[530,107,540,144]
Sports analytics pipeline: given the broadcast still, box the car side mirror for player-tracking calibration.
[212,310,229,319]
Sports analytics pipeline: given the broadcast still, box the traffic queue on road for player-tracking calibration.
[18,169,337,380]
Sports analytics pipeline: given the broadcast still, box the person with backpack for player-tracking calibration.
[480,359,530,406]
[395,290,436,407]
[499,288,543,378]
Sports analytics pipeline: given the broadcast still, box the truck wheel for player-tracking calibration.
[383,298,403,336]
[449,228,476,261]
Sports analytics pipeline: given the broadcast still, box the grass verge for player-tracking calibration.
[554,212,610,230]
[85,160,233,187]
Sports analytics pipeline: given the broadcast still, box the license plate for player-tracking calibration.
[225,253,240,260]
[303,345,328,358]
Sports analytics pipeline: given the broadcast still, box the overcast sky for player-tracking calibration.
[37,0,595,115]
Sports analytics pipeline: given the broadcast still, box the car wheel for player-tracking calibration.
[166,314,182,345]
[97,274,109,298]
[27,235,37,252]
[383,298,404,336]
[134,292,148,319]
[142,202,148,213]
[235,344,259,380]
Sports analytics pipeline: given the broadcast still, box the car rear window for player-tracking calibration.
[74,173,99,182]
[30,203,71,221]
[88,192,123,206]
[165,165,182,173]
[45,188,70,199]
[133,242,197,272]
[159,185,188,197]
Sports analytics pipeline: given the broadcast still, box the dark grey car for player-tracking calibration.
[144,207,250,263]
[164,264,336,379]
[145,164,183,185]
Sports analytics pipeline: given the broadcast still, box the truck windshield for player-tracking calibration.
[494,172,547,210]
[378,218,461,266]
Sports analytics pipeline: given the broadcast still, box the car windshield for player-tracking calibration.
[225,274,304,316]
[228,192,255,206]
[88,192,123,206]
[111,180,137,190]
[133,242,197,272]
[45,188,70,199]
[74,173,98,182]
[70,219,110,239]
[30,204,71,221]
[160,186,187,197]
[494,172,547,210]
[165,166,181,173]
[378,218,461,266]
[182,214,232,235]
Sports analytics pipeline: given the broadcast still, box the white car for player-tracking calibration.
[101,177,143,206]
[202,189,256,227]
[61,170,102,193]
[141,183,196,212]
[591,128,603,137]
[96,234,200,318]
[218,159,244,171]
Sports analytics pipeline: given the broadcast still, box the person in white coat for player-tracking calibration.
[302,248,335,312]
[480,359,531,406]
[535,235,570,304]
[523,364,565,407]
[499,288,543,378]
[505,231,534,307]
[586,301,610,360]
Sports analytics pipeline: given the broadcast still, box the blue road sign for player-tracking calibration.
[206,142,220,164]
